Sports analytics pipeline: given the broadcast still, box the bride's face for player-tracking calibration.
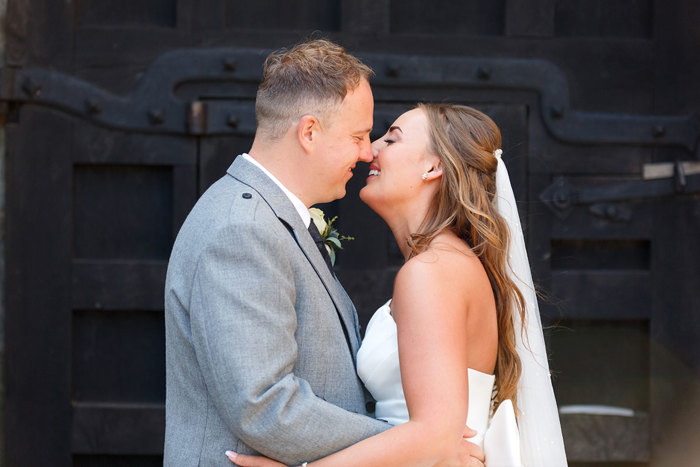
[360,108,439,214]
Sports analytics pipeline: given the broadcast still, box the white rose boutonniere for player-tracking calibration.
[309,207,354,266]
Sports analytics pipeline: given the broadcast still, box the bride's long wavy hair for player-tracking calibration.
[409,103,527,414]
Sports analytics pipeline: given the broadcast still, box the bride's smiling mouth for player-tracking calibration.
[368,163,381,177]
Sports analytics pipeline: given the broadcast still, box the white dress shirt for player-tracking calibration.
[241,153,311,228]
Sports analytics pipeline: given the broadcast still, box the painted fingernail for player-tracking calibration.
[225,450,237,460]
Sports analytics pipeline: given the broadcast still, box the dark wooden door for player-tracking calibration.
[3,1,700,466]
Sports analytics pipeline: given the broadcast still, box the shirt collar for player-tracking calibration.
[241,153,311,228]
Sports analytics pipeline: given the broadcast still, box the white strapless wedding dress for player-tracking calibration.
[357,300,523,466]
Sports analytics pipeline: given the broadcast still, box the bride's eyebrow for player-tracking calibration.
[388,126,403,133]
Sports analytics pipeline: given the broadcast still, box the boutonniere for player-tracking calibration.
[309,207,355,266]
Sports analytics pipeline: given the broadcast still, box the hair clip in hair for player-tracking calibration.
[493,148,503,159]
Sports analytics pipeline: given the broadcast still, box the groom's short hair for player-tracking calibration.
[255,39,373,140]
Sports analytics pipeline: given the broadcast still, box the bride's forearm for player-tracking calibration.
[307,419,464,467]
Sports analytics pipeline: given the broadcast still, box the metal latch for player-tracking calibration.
[540,161,700,219]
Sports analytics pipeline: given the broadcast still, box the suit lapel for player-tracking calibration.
[226,156,361,358]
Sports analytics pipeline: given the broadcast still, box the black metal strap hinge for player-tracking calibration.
[540,163,700,219]
[0,48,698,154]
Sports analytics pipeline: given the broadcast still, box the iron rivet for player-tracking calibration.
[653,124,665,137]
[85,98,102,115]
[22,78,42,98]
[242,192,252,199]
[386,64,400,78]
[148,108,164,125]
[227,115,240,128]
[550,106,565,119]
[552,189,570,209]
[223,58,237,72]
[476,66,491,80]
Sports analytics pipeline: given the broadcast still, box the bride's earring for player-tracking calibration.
[421,172,428,180]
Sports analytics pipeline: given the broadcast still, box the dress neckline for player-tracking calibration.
[376,299,494,379]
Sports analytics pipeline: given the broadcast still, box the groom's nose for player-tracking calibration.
[358,138,373,162]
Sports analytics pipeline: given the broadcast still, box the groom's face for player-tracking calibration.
[313,79,374,202]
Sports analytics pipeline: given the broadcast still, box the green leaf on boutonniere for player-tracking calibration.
[326,236,342,249]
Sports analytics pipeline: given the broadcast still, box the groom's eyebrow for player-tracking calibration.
[353,127,372,137]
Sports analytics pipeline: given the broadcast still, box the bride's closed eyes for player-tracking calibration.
[384,125,403,145]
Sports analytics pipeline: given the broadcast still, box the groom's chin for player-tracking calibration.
[319,188,347,205]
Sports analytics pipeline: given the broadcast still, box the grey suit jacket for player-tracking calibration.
[164,156,388,466]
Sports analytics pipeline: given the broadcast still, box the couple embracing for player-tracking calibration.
[164,39,567,467]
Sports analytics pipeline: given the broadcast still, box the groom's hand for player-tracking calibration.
[433,425,485,467]
[459,425,485,467]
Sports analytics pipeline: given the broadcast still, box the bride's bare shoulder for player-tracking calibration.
[394,234,492,313]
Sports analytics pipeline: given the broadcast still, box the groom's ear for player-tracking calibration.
[298,114,319,154]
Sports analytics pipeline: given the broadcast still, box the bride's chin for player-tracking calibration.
[359,186,378,209]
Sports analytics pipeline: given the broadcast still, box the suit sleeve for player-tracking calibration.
[189,219,388,465]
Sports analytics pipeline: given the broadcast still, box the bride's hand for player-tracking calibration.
[225,450,288,467]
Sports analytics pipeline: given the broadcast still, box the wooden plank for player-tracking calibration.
[337,268,398,332]
[4,0,30,67]
[529,144,653,176]
[72,261,167,311]
[72,129,196,166]
[652,0,700,115]
[172,165,198,238]
[550,207,653,240]
[551,270,651,320]
[554,0,652,38]
[551,239,650,270]
[176,0,195,34]
[650,194,700,466]
[222,0,341,32]
[72,164,174,261]
[5,107,74,465]
[24,0,73,69]
[74,28,189,68]
[72,310,165,404]
[72,403,165,455]
[549,320,650,414]
[505,0,555,37]
[341,0,390,35]
[527,174,555,317]
[187,0,224,42]
[198,136,252,194]
[388,0,504,35]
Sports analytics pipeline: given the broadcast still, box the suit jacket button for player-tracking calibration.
[242,192,252,199]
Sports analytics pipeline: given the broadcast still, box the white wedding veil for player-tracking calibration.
[494,150,568,466]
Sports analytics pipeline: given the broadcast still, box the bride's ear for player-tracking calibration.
[423,160,443,181]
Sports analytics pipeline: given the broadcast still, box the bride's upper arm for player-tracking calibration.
[392,252,495,431]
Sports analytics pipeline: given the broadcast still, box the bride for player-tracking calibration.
[228,104,567,466]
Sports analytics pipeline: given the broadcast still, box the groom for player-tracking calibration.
[164,40,483,466]
[164,39,387,466]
